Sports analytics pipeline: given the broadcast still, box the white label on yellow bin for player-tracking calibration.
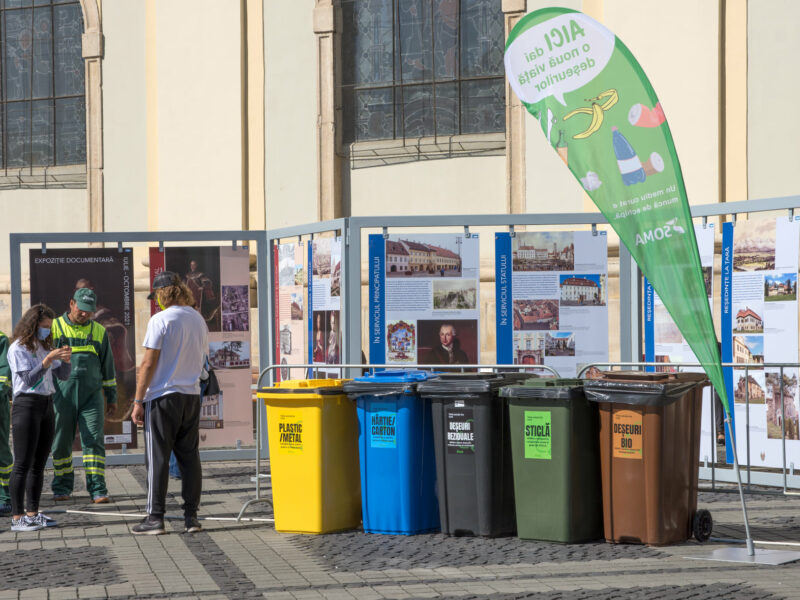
[277,413,303,454]
[612,410,642,459]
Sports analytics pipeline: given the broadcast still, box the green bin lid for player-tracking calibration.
[500,378,584,400]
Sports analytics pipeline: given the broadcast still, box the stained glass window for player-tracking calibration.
[342,0,505,143]
[0,0,85,168]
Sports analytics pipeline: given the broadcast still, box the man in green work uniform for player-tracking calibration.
[0,330,12,514]
[51,288,117,503]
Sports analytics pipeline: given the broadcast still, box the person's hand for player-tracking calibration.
[59,345,72,363]
[44,346,71,367]
[106,403,116,418]
[131,402,144,427]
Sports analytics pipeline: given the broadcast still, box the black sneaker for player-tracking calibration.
[131,516,165,535]
[184,516,202,533]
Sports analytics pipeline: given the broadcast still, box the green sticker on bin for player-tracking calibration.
[524,410,551,459]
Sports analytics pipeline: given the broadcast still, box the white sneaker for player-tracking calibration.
[10,516,43,532]
[32,513,57,528]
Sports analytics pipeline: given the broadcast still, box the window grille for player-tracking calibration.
[342,0,506,147]
[0,0,85,172]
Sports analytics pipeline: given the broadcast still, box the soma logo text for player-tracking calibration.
[635,219,685,246]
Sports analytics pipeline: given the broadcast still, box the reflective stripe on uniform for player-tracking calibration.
[102,379,117,387]
[84,467,105,475]
[69,344,98,355]
[82,454,105,463]
[0,464,12,474]
[52,457,74,476]
[52,317,105,348]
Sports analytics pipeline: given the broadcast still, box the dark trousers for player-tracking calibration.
[10,394,55,515]
[143,393,202,518]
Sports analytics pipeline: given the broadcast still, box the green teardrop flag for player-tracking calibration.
[505,7,729,415]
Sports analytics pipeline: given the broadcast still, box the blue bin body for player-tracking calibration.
[347,371,440,535]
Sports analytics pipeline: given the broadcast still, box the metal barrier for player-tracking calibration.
[237,362,560,521]
[577,361,800,495]
[9,230,270,465]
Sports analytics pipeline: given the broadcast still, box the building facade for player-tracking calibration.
[0,0,796,367]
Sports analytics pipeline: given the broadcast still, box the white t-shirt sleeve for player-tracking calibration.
[143,315,166,350]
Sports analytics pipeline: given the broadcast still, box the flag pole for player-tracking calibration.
[724,412,755,555]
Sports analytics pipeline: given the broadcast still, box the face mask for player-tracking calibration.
[157,296,166,311]
[37,327,50,340]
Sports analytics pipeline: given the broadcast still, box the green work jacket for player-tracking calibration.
[0,332,9,392]
[51,314,117,403]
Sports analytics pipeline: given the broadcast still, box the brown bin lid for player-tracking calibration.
[584,371,708,407]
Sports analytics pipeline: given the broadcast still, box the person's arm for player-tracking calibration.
[9,345,70,386]
[131,348,160,426]
[0,335,10,392]
[52,358,72,380]
[98,328,118,410]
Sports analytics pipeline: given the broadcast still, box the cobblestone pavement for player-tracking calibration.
[0,462,799,599]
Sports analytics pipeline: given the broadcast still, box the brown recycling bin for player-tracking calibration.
[583,371,709,546]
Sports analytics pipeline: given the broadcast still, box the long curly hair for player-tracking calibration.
[156,282,195,309]
[13,304,56,352]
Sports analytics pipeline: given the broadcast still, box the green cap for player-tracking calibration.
[73,288,97,312]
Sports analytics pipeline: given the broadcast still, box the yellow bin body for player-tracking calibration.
[259,379,361,534]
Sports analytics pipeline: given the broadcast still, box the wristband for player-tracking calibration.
[134,398,144,405]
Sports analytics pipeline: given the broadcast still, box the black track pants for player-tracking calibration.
[10,394,55,515]
[143,393,202,518]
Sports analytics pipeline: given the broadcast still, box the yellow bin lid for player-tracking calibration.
[257,378,351,398]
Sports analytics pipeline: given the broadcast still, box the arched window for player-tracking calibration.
[1,0,85,170]
[342,0,505,144]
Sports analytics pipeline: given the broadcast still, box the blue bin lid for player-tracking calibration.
[343,369,440,397]
[353,369,438,384]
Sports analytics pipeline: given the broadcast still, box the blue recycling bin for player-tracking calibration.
[343,370,440,535]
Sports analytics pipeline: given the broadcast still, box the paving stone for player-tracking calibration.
[0,463,793,600]
[0,547,120,592]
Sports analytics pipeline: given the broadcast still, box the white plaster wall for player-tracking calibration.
[602,0,719,206]
[747,1,800,201]
[156,0,243,230]
[0,190,88,289]
[523,0,584,213]
[264,1,317,229]
[102,1,147,231]
[349,156,506,216]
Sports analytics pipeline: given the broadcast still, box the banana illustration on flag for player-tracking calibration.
[563,89,618,139]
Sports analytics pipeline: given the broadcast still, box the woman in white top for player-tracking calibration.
[7,304,71,532]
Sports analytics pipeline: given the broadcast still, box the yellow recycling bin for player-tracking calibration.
[258,379,361,534]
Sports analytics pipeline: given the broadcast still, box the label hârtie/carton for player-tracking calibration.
[369,401,397,449]
[612,409,643,459]
[524,410,551,460]
[277,413,303,454]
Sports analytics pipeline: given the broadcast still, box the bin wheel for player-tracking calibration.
[693,509,713,543]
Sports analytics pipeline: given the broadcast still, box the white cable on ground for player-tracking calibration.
[710,537,800,548]
[48,508,274,523]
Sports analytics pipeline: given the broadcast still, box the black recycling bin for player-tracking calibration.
[418,372,534,537]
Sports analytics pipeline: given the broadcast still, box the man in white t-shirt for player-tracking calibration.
[130,271,209,535]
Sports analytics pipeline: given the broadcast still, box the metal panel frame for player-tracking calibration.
[9,230,270,465]
[8,193,800,470]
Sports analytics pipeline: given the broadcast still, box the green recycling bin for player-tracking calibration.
[500,379,603,542]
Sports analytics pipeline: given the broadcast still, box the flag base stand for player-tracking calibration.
[686,547,800,566]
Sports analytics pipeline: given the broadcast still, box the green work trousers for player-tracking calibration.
[51,384,107,499]
[0,389,11,504]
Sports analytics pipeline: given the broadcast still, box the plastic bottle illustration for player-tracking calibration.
[556,129,568,165]
[611,126,646,186]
